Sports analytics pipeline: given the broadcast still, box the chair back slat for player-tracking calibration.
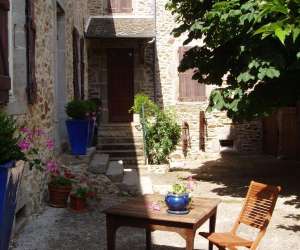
[239,181,281,230]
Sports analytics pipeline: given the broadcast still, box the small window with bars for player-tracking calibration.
[178,46,206,102]
[107,0,132,13]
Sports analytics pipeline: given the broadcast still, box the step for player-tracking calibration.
[106,161,124,183]
[97,149,144,158]
[88,153,110,174]
[97,143,144,151]
[98,130,143,137]
[110,156,146,166]
[98,137,144,145]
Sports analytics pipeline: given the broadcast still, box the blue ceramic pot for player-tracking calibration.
[165,193,190,211]
[66,119,89,155]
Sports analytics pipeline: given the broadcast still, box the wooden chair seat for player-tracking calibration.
[199,232,253,248]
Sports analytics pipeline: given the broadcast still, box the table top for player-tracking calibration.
[104,194,221,225]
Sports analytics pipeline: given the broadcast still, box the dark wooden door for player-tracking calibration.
[107,48,134,122]
[263,112,278,156]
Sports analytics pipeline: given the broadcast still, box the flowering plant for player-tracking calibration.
[170,176,195,195]
[46,161,74,187]
[71,175,95,199]
[18,127,55,171]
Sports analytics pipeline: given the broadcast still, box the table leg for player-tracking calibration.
[106,215,117,250]
[209,209,217,250]
[185,230,195,250]
[146,228,152,250]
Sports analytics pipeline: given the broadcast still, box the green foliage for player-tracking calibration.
[131,94,181,164]
[73,187,89,199]
[171,183,187,195]
[166,0,300,121]
[0,112,25,165]
[85,100,97,113]
[50,176,73,187]
[130,93,158,117]
[65,100,89,119]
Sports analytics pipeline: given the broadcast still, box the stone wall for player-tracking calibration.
[88,0,155,16]
[2,0,90,218]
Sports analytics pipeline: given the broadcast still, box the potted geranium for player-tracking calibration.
[65,100,90,155]
[47,163,74,208]
[70,175,95,212]
[165,176,195,214]
[0,112,25,250]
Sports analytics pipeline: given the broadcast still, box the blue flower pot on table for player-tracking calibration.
[66,119,89,155]
[165,193,190,214]
[0,161,24,250]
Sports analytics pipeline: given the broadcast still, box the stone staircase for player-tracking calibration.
[97,123,146,168]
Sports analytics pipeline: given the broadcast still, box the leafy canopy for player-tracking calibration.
[166,0,300,121]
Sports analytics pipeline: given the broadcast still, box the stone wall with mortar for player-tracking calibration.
[2,0,90,219]
[88,0,155,16]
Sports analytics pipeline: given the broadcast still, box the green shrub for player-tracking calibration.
[131,94,181,164]
[0,112,25,164]
[85,100,97,113]
[145,109,181,164]
[130,93,158,118]
[65,100,89,119]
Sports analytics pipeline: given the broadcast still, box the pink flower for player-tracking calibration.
[187,176,195,191]
[46,139,55,150]
[46,161,59,175]
[20,127,30,133]
[18,139,31,151]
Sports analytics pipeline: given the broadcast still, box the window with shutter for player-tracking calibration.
[0,0,11,104]
[26,0,37,104]
[80,37,85,100]
[178,47,206,102]
[73,27,80,99]
[107,0,132,13]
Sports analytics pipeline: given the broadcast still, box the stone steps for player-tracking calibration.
[97,143,144,151]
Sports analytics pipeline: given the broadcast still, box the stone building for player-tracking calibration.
[0,0,89,227]
[86,0,262,158]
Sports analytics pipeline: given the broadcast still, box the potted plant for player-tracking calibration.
[70,176,94,212]
[85,100,97,147]
[65,100,90,155]
[165,176,195,214]
[0,112,25,250]
[47,163,74,208]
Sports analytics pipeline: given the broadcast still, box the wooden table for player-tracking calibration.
[104,194,220,250]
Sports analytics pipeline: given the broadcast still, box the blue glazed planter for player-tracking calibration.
[0,161,24,250]
[66,119,89,155]
[165,193,190,212]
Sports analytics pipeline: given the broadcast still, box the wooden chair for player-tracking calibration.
[199,181,281,250]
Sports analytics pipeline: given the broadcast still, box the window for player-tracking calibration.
[107,0,132,13]
[178,46,206,102]
[0,0,11,104]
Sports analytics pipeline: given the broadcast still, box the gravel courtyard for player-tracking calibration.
[11,154,300,250]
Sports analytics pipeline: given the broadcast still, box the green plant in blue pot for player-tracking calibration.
[165,177,195,215]
[0,112,25,250]
[65,100,90,155]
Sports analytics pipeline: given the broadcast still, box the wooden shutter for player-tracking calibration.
[199,111,206,151]
[26,0,37,104]
[0,0,10,104]
[178,47,206,101]
[108,0,132,13]
[73,27,80,99]
[80,37,85,100]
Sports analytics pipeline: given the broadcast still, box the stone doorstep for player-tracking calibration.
[59,147,96,166]
[106,161,124,183]
[88,153,110,174]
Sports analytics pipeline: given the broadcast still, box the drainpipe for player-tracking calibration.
[153,0,157,103]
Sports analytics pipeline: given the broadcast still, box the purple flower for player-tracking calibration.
[187,176,195,191]
[46,161,59,175]
[46,139,55,150]
[18,139,31,151]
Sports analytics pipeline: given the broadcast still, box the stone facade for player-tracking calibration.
[2,0,90,220]
[86,0,263,157]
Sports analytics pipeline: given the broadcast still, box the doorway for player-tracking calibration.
[107,48,134,122]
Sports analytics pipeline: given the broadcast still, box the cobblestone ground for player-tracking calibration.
[11,154,300,250]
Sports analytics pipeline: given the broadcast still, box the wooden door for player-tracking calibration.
[263,112,278,155]
[107,48,134,122]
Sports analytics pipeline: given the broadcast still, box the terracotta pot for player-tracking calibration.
[48,184,72,208]
[70,194,87,211]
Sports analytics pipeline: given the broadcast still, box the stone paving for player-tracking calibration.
[11,154,300,250]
